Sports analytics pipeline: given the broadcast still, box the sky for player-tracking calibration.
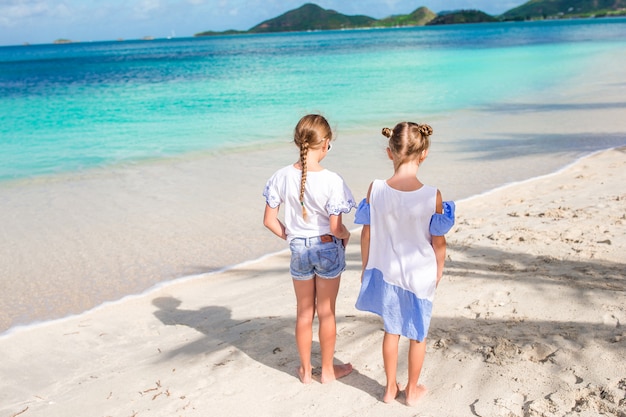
[0,0,528,46]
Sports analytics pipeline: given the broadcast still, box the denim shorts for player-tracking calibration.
[289,235,346,280]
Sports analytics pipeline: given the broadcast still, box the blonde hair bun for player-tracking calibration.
[418,123,433,137]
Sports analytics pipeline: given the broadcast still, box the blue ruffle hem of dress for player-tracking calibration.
[355,268,433,342]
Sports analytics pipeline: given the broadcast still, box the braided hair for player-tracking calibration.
[293,114,332,221]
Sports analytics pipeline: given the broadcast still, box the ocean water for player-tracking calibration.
[2,18,626,182]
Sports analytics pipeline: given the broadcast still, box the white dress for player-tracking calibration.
[355,179,455,341]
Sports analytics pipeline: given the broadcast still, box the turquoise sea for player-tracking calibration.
[2,18,626,182]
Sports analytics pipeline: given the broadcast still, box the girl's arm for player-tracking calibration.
[329,213,350,247]
[263,204,287,240]
[359,183,373,281]
[432,189,447,286]
[360,224,370,281]
[433,235,446,287]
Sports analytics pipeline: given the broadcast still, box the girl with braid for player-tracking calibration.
[263,114,356,384]
[354,122,455,405]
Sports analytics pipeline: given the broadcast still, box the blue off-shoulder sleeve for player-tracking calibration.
[430,201,456,236]
[354,198,370,225]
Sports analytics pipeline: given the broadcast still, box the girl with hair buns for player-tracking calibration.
[354,121,455,405]
[263,114,356,384]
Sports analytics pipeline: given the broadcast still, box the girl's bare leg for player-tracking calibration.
[292,279,316,384]
[382,332,401,403]
[316,275,352,383]
[405,338,428,406]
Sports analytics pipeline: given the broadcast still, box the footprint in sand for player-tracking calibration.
[490,290,512,306]
[480,337,520,365]
[602,313,624,342]
[602,313,621,328]
[462,300,483,319]
[520,342,558,364]
[558,368,583,385]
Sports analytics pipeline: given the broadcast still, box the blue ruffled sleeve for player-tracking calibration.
[429,201,455,236]
[354,198,370,225]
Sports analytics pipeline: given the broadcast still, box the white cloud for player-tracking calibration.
[0,0,72,26]
[132,0,163,19]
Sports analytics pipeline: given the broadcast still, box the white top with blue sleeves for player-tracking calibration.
[355,198,455,236]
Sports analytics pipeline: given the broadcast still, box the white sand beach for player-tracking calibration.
[1,146,624,417]
[1,40,626,417]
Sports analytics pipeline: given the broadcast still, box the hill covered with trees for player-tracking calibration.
[372,6,436,27]
[428,10,498,25]
[502,0,626,20]
[248,3,376,33]
[195,1,626,37]
[196,3,437,36]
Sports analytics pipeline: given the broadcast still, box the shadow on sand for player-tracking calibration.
[152,296,383,399]
[151,239,625,400]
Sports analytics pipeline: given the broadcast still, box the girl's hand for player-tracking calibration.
[342,232,350,250]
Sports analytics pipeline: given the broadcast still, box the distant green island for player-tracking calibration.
[195,0,626,37]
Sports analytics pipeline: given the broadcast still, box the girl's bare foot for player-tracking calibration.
[297,366,312,384]
[383,382,401,403]
[405,384,428,406]
[320,363,353,384]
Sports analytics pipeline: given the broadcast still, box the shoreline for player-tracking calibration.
[0,144,621,339]
[0,249,287,340]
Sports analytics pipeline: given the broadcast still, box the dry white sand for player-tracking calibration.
[0,146,624,417]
